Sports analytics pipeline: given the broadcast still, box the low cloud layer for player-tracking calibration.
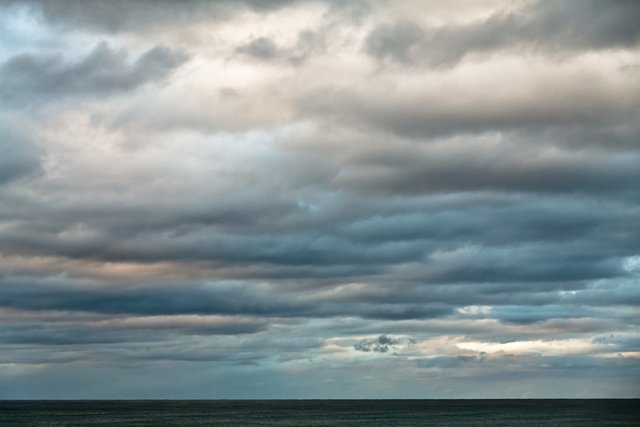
[0,0,638,398]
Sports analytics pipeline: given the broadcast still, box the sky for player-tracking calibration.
[0,0,639,399]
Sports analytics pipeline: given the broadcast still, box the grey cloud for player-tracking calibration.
[364,0,640,67]
[337,144,640,197]
[0,277,304,317]
[13,0,298,33]
[297,77,640,140]
[1,178,638,287]
[0,124,42,184]
[364,19,425,64]
[294,72,639,197]
[0,276,455,320]
[341,198,632,246]
[415,354,640,372]
[0,316,267,346]
[0,328,314,366]
[416,354,487,369]
[0,42,189,103]
[237,37,280,60]
[0,0,639,399]
[354,335,414,353]
[236,31,326,65]
[329,280,637,316]
[328,317,634,345]
[527,125,640,152]
[0,223,628,287]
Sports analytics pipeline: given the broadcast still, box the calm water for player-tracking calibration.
[0,400,638,426]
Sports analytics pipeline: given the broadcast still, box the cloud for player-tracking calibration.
[237,37,280,60]
[296,56,640,140]
[364,0,640,67]
[0,313,267,346]
[236,30,326,65]
[334,140,640,196]
[0,0,638,399]
[0,275,457,320]
[0,42,189,103]
[0,123,42,184]
[354,335,414,353]
[12,0,298,33]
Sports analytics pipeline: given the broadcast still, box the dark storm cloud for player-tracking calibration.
[364,0,640,67]
[0,42,189,103]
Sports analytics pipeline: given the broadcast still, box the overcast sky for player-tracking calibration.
[0,0,639,399]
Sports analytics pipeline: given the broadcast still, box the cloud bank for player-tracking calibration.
[0,0,638,398]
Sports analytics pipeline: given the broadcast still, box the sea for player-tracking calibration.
[0,399,638,426]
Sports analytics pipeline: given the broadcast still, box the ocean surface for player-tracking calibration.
[0,399,638,426]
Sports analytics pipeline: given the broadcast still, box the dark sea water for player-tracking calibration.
[0,399,638,426]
